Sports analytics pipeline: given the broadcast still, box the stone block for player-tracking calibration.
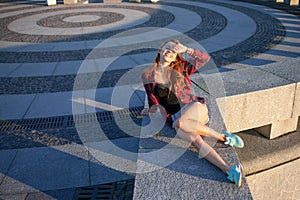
[255,116,298,139]
[192,64,297,137]
[135,111,252,198]
[64,0,77,4]
[46,0,56,5]
[290,0,299,6]
[293,83,300,118]
[133,147,253,199]
[246,158,300,200]
[216,83,296,134]
[258,58,300,136]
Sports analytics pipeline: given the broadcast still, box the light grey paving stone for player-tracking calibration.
[93,86,144,112]
[74,86,142,114]
[0,149,18,186]
[12,85,144,120]
[0,94,36,120]
[52,60,82,76]
[0,41,30,52]
[24,91,75,119]
[8,62,57,77]
[106,55,141,71]
[130,83,146,107]
[129,51,157,66]
[15,43,55,52]
[0,63,21,77]
[87,137,139,185]
[50,41,87,52]
[193,1,256,52]
[133,147,253,200]
[79,55,142,74]
[163,3,201,33]
[0,144,89,195]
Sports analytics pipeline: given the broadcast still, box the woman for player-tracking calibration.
[141,39,244,187]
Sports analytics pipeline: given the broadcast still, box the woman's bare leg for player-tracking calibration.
[188,119,226,142]
[177,102,226,141]
[176,127,230,173]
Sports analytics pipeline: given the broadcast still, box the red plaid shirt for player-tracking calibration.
[141,49,210,115]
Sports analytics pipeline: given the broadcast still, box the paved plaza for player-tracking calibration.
[0,0,299,199]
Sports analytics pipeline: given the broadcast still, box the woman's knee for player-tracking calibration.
[177,128,202,144]
[189,134,203,145]
[193,102,209,124]
[175,117,189,131]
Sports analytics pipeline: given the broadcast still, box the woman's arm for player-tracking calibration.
[186,49,210,75]
[173,43,210,75]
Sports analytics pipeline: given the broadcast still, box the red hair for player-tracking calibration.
[152,39,186,95]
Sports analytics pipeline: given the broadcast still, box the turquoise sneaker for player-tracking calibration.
[222,131,244,148]
[227,164,242,187]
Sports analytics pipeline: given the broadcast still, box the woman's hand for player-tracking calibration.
[173,43,188,53]
[174,43,194,55]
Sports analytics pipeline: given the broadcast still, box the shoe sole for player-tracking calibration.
[237,164,243,187]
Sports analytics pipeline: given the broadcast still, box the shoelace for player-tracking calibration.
[225,137,234,146]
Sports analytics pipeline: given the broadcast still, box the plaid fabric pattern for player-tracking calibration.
[141,49,210,115]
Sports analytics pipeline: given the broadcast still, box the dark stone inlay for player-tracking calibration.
[0,2,286,96]
[161,2,227,41]
[0,4,175,43]
[37,12,125,28]
[0,4,226,63]
[0,68,135,95]
[194,0,286,66]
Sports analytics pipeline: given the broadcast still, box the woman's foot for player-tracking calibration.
[227,164,242,187]
[222,132,244,148]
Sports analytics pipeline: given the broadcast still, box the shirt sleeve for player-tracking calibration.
[141,69,159,109]
[186,49,211,75]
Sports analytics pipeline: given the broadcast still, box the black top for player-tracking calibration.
[154,82,181,115]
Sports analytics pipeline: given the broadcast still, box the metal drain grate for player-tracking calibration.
[0,106,143,131]
[0,116,64,131]
[73,179,135,200]
[73,183,116,200]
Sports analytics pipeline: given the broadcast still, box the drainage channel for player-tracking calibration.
[0,106,143,132]
[73,179,135,200]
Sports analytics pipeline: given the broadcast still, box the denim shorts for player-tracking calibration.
[170,104,190,129]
